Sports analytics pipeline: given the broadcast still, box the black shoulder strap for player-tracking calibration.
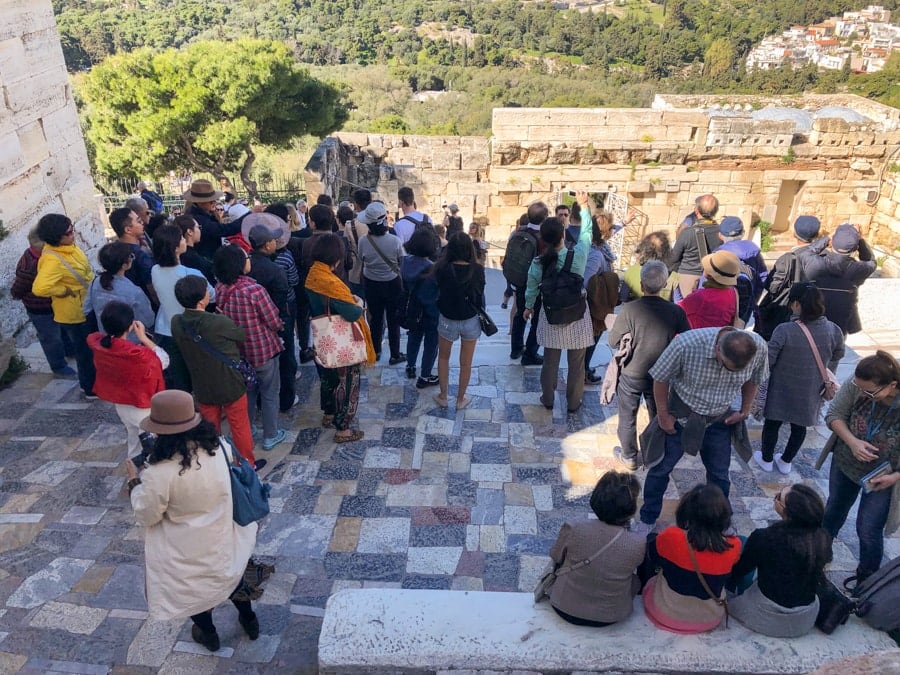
[694,224,710,259]
[562,247,575,272]
[184,323,240,368]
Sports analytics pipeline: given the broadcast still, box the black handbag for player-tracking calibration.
[815,576,858,634]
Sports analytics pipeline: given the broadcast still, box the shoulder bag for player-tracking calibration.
[796,321,840,401]
[220,440,271,526]
[44,249,91,289]
[184,323,258,389]
[311,298,369,368]
[686,541,729,627]
[534,529,624,603]
[454,264,497,337]
[366,234,401,277]
[815,575,857,634]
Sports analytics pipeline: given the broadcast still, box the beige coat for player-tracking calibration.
[131,440,257,620]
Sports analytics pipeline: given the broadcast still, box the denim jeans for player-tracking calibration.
[406,313,438,378]
[250,356,281,439]
[823,460,891,579]
[616,373,657,461]
[57,321,95,394]
[29,311,67,372]
[511,286,540,357]
[639,420,732,525]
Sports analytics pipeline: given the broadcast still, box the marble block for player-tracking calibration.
[318,589,896,674]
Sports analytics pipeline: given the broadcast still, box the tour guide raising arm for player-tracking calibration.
[653,378,757,436]
[523,191,591,321]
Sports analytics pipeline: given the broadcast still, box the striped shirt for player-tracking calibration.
[275,250,299,304]
[649,328,769,416]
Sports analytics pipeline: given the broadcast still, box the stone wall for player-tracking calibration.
[307,93,900,259]
[0,0,104,338]
[305,132,491,224]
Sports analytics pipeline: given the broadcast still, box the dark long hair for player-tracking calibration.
[675,484,734,553]
[775,484,833,576]
[98,241,132,291]
[539,217,564,274]
[789,282,826,322]
[433,231,474,276]
[149,419,220,475]
[152,225,183,267]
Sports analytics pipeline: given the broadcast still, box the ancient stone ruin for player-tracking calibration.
[307,93,900,261]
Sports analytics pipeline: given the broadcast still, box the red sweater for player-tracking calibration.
[678,286,737,330]
[88,333,165,408]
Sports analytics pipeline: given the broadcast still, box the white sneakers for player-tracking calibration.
[752,450,773,472]
[774,453,792,475]
[753,450,792,474]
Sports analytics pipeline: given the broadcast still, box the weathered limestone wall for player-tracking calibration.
[871,174,900,244]
[305,132,492,223]
[0,0,104,338]
[490,101,900,233]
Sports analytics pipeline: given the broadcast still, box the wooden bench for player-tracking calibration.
[319,589,896,674]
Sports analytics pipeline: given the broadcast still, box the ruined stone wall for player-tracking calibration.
[489,102,899,235]
[0,0,104,338]
[871,174,900,245]
[305,132,491,224]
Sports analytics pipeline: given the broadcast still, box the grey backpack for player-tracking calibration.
[852,556,900,631]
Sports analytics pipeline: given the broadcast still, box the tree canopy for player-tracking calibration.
[78,39,347,196]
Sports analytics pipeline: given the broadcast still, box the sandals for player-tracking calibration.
[433,394,449,408]
[334,430,365,443]
[456,396,472,410]
[322,415,335,428]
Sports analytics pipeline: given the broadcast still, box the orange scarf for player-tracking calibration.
[305,261,376,365]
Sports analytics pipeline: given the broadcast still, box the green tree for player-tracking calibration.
[79,39,347,197]
[703,38,736,82]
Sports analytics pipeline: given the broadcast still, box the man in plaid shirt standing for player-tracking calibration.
[637,327,769,529]
[213,242,287,452]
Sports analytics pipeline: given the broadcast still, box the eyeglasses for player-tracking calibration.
[856,380,888,399]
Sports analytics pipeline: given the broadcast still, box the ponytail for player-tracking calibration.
[100,334,113,348]
[539,217,564,273]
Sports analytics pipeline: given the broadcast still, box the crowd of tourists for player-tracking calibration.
[11,181,897,648]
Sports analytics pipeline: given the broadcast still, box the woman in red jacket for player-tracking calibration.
[88,301,167,462]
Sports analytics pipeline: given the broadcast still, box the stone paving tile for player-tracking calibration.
[0,325,888,672]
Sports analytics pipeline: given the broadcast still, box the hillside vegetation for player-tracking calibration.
[57,0,900,142]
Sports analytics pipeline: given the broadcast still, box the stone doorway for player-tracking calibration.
[773,179,806,232]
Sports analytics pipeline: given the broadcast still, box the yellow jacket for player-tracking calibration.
[32,244,95,324]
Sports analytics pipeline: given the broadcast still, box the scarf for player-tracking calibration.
[305,261,376,365]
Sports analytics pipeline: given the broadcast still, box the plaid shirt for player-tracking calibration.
[649,327,769,416]
[215,275,284,368]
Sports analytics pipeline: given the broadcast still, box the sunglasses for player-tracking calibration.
[64,227,74,236]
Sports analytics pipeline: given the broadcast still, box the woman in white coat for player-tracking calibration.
[124,390,259,652]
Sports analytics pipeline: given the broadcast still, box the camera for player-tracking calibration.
[131,431,156,468]
[567,191,577,197]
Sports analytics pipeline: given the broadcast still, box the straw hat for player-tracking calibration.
[241,212,290,249]
[701,250,740,287]
[140,390,202,435]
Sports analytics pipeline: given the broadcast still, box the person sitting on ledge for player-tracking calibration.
[727,483,833,638]
[547,471,647,627]
[642,484,741,634]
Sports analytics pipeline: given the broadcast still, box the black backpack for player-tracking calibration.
[755,251,801,340]
[539,248,586,325]
[502,229,538,288]
[851,555,900,632]
[396,265,425,331]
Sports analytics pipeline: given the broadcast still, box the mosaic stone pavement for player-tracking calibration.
[1,301,896,673]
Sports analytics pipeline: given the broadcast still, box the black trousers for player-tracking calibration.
[511,286,540,356]
[365,276,402,359]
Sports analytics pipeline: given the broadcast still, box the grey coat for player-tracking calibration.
[764,317,845,426]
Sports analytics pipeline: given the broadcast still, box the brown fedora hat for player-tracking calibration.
[702,250,740,287]
[182,179,223,204]
[140,390,203,435]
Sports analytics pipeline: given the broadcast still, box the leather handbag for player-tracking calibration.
[474,306,498,337]
[311,298,369,369]
[534,529,624,603]
[815,576,857,634]
[221,440,271,526]
[796,321,840,401]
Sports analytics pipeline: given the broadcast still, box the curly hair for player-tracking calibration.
[148,419,220,475]
[635,231,671,265]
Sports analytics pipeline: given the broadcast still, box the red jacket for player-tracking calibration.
[87,333,165,408]
[678,287,737,330]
